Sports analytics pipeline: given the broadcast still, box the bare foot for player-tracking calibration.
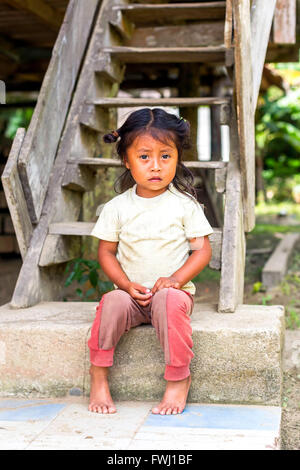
[88,365,117,414]
[152,375,191,415]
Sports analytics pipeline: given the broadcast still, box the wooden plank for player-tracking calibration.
[17,0,100,224]
[69,158,228,170]
[116,3,226,24]
[232,0,256,233]
[126,22,225,48]
[3,0,64,31]
[1,128,33,260]
[262,233,300,288]
[103,46,226,64]
[273,0,296,44]
[91,97,229,107]
[224,0,233,47]
[49,222,95,236]
[250,0,276,113]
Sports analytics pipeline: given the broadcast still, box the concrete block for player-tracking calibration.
[262,233,300,288]
[0,301,285,406]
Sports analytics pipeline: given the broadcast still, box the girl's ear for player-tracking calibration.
[123,156,130,169]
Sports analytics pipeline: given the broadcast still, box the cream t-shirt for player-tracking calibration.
[91,183,214,295]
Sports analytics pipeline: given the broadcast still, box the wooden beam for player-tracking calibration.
[273,0,296,44]
[1,128,33,260]
[250,0,276,113]
[232,0,256,233]
[3,0,64,31]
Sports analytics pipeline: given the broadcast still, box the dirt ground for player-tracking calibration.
[1,232,300,450]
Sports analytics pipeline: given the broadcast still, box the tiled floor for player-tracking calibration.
[0,397,281,450]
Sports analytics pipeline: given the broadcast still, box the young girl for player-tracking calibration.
[88,108,214,416]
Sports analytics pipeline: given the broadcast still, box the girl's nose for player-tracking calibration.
[151,157,161,170]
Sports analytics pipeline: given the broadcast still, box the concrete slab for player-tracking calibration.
[262,232,300,289]
[0,397,281,450]
[0,301,285,406]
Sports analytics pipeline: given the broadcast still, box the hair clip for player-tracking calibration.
[180,117,187,122]
[112,130,119,138]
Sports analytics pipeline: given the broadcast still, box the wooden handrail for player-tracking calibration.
[16,0,100,224]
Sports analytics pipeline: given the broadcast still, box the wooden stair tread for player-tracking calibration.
[49,221,221,237]
[115,2,226,24]
[68,158,228,170]
[102,46,226,64]
[89,97,229,107]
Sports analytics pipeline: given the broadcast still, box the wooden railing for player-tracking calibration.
[15,0,100,224]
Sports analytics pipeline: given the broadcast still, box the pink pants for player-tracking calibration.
[88,287,194,381]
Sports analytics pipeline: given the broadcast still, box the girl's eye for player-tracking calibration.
[139,154,148,160]
[162,154,170,159]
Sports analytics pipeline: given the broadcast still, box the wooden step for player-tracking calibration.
[68,158,228,170]
[47,223,222,270]
[115,2,226,25]
[89,97,229,108]
[102,46,226,64]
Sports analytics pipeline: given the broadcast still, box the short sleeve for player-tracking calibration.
[183,197,214,238]
[90,200,120,242]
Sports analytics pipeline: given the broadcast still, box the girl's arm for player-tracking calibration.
[151,235,212,294]
[98,240,152,305]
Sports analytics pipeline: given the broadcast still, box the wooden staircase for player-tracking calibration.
[2,0,279,313]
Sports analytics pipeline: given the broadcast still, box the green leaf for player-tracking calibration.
[89,269,99,288]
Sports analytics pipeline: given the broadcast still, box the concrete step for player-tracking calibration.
[0,397,281,450]
[0,302,284,405]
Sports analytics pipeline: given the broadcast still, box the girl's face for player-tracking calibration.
[124,132,178,198]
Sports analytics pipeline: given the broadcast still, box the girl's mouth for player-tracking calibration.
[149,177,162,181]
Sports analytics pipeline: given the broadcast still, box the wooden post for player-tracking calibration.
[250,0,277,113]
[218,106,246,312]
[232,0,256,233]
[273,0,296,44]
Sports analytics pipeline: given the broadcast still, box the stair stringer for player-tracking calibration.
[9,0,128,309]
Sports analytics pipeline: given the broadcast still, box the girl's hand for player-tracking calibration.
[126,282,153,307]
[151,276,181,294]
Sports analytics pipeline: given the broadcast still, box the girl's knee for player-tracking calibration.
[152,287,192,314]
[102,289,133,310]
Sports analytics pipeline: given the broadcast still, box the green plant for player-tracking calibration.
[0,107,34,139]
[285,305,300,330]
[64,258,113,301]
[256,86,300,200]
[261,294,272,305]
[252,281,266,293]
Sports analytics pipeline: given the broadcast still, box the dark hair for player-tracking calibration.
[103,107,197,200]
